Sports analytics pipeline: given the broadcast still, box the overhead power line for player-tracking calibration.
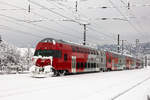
[108,0,145,37]
[0,13,83,40]
[119,0,146,35]
[0,1,84,38]
[0,1,119,45]
[46,0,116,41]
[30,0,82,24]
[30,0,115,43]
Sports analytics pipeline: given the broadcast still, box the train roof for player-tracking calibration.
[40,38,138,59]
[40,38,98,50]
[40,38,66,43]
[105,50,136,58]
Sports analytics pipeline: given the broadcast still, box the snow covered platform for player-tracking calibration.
[0,67,150,100]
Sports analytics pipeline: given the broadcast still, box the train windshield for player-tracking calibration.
[34,50,61,58]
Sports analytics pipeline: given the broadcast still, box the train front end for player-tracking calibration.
[30,38,56,77]
[30,56,53,77]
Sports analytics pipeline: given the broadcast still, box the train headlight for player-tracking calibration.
[44,65,52,73]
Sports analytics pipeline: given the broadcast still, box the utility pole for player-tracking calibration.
[121,40,126,55]
[129,44,132,55]
[0,35,2,43]
[127,2,130,9]
[136,39,139,58]
[145,56,147,68]
[28,0,31,13]
[0,35,2,71]
[27,46,31,71]
[117,34,120,53]
[83,24,87,45]
[75,1,78,12]
[122,40,124,54]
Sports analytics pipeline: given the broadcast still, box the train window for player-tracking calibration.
[101,52,103,56]
[96,51,99,55]
[34,50,61,58]
[108,57,111,63]
[94,63,96,68]
[64,54,68,61]
[95,51,98,55]
[81,62,83,68]
[76,47,79,52]
[120,59,122,63]
[94,51,96,55]
[77,62,80,69]
[97,64,99,68]
[95,51,97,55]
[88,63,90,68]
[85,63,87,68]
[101,58,103,63]
[90,50,92,54]
[91,63,94,68]
[72,46,76,52]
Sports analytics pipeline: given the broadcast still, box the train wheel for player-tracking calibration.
[59,70,66,76]
[52,70,59,77]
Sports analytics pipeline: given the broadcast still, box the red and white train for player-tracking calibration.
[30,38,143,77]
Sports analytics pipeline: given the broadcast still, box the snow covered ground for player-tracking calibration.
[0,67,150,100]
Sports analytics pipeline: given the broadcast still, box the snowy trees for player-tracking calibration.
[20,47,34,71]
[0,41,20,73]
[0,40,34,74]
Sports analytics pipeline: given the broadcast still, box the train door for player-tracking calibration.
[71,56,76,73]
[112,59,115,70]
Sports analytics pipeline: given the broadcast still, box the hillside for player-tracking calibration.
[98,42,150,56]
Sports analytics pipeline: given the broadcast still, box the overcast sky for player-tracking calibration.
[0,0,150,47]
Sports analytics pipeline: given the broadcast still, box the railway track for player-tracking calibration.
[111,76,150,100]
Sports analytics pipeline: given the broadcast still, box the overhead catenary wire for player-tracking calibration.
[87,26,117,45]
[0,0,117,44]
[0,2,83,39]
[108,0,145,37]
[0,1,85,39]
[29,0,117,43]
[46,0,116,41]
[120,0,127,6]
[119,0,147,36]
[0,1,101,44]
[0,15,66,39]
[0,13,84,40]
[2,0,146,46]
[30,0,81,24]
[46,0,117,42]
[31,1,116,44]
[0,1,62,11]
